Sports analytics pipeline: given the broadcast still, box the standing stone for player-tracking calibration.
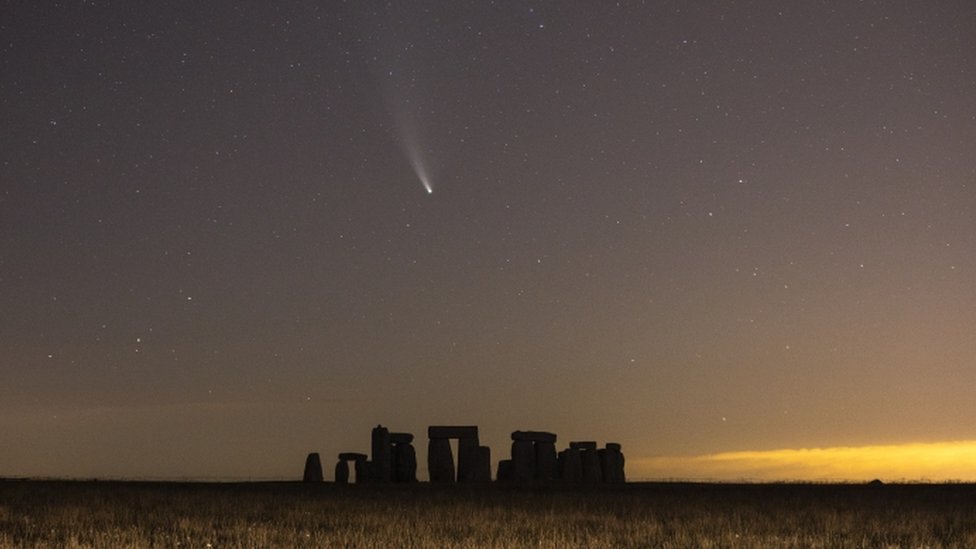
[601,443,625,483]
[558,448,583,483]
[619,451,626,483]
[475,445,492,482]
[303,453,323,482]
[390,432,414,480]
[334,460,350,484]
[354,457,369,484]
[390,444,399,482]
[428,438,455,482]
[394,442,418,483]
[457,437,481,482]
[581,448,603,483]
[511,440,536,482]
[371,425,392,482]
[535,441,557,481]
[497,459,513,482]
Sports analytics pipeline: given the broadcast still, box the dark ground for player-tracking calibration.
[2,479,975,547]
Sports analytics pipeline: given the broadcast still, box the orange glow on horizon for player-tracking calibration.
[633,440,976,482]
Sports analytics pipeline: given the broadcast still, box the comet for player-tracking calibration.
[399,124,434,195]
[414,163,433,194]
[366,6,442,195]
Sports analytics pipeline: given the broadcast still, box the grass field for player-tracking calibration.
[2,479,975,547]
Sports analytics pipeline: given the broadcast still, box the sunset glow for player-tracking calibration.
[635,441,976,482]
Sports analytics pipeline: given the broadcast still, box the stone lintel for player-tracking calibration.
[390,432,414,444]
[511,430,557,443]
[569,441,598,450]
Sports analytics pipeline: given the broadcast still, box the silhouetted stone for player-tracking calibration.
[303,453,323,482]
[389,432,414,444]
[581,448,603,483]
[497,459,513,482]
[428,438,455,482]
[390,445,398,481]
[393,442,418,483]
[511,440,536,482]
[371,425,391,482]
[599,445,626,483]
[354,458,369,484]
[558,448,583,482]
[614,446,626,483]
[867,478,884,487]
[475,445,492,482]
[457,436,481,482]
[569,441,597,450]
[535,441,557,481]
[511,430,557,443]
[336,452,367,483]
[428,426,479,439]
[334,460,350,484]
[426,425,480,483]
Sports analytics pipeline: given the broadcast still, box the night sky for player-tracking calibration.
[2,1,974,481]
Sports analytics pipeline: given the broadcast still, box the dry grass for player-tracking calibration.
[2,480,975,547]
